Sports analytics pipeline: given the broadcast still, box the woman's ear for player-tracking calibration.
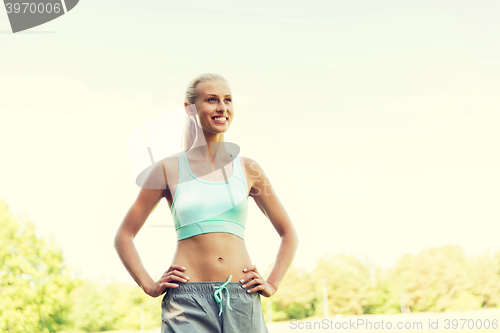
[184,103,197,116]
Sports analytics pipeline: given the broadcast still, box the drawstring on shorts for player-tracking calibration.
[213,275,233,316]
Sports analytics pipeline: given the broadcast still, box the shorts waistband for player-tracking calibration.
[168,281,248,295]
[166,275,241,316]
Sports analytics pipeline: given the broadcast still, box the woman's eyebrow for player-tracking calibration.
[205,94,232,97]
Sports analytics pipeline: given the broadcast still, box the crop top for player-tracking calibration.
[170,152,249,241]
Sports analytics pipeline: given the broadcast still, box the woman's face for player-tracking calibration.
[190,80,233,134]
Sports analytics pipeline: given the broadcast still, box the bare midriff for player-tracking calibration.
[171,232,253,282]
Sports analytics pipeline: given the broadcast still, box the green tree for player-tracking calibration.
[313,253,372,316]
[364,267,400,314]
[393,245,474,312]
[268,265,316,320]
[68,280,162,332]
[108,281,161,330]
[467,251,500,308]
[68,280,117,332]
[0,199,77,333]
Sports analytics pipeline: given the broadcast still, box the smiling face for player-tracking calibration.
[189,80,233,135]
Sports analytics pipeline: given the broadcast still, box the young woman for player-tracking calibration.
[114,73,299,332]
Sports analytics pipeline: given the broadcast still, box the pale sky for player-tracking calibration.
[1,0,499,286]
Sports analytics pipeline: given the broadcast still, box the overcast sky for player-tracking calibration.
[1,0,499,285]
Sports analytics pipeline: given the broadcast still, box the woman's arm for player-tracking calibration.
[113,183,163,294]
[243,157,299,296]
[114,161,187,297]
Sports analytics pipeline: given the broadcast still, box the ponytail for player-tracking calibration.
[182,114,196,152]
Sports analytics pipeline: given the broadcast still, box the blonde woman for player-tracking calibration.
[114,73,298,332]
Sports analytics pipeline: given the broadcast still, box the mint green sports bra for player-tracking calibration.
[170,152,249,241]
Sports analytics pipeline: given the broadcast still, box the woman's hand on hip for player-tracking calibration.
[145,264,190,298]
[240,265,277,298]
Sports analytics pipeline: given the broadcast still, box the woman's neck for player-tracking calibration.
[190,133,230,160]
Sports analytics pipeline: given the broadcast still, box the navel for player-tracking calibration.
[218,256,224,263]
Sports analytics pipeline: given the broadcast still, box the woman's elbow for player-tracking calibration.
[113,229,128,251]
[283,225,299,247]
[291,228,299,249]
[113,232,121,252]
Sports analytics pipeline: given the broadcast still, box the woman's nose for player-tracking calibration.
[217,102,228,111]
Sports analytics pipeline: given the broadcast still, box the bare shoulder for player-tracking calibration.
[157,154,181,188]
[242,155,268,171]
[138,154,180,195]
[241,156,268,189]
[242,156,260,173]
[160,154,179,172]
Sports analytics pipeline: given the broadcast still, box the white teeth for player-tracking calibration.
[214,117,227,121]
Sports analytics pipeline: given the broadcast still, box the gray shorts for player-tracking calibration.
[161,280,269,333]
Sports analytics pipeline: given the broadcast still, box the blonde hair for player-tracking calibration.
[182,73,229,151]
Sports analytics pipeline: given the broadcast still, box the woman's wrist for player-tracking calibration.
[266,279,279,296]
[142,278,156,296]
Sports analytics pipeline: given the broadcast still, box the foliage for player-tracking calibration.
[468,251,500,308]
[364,268,401,314]
[394,245,477,312]
[268,246,500,320]
[267,265,317,320]
[5,198,500,329]
[0,199,78,333]
[67,280,162,332]
[312,253,372,316]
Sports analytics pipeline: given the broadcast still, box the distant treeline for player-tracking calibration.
[2,199,500,332]
[264,245,500,321]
